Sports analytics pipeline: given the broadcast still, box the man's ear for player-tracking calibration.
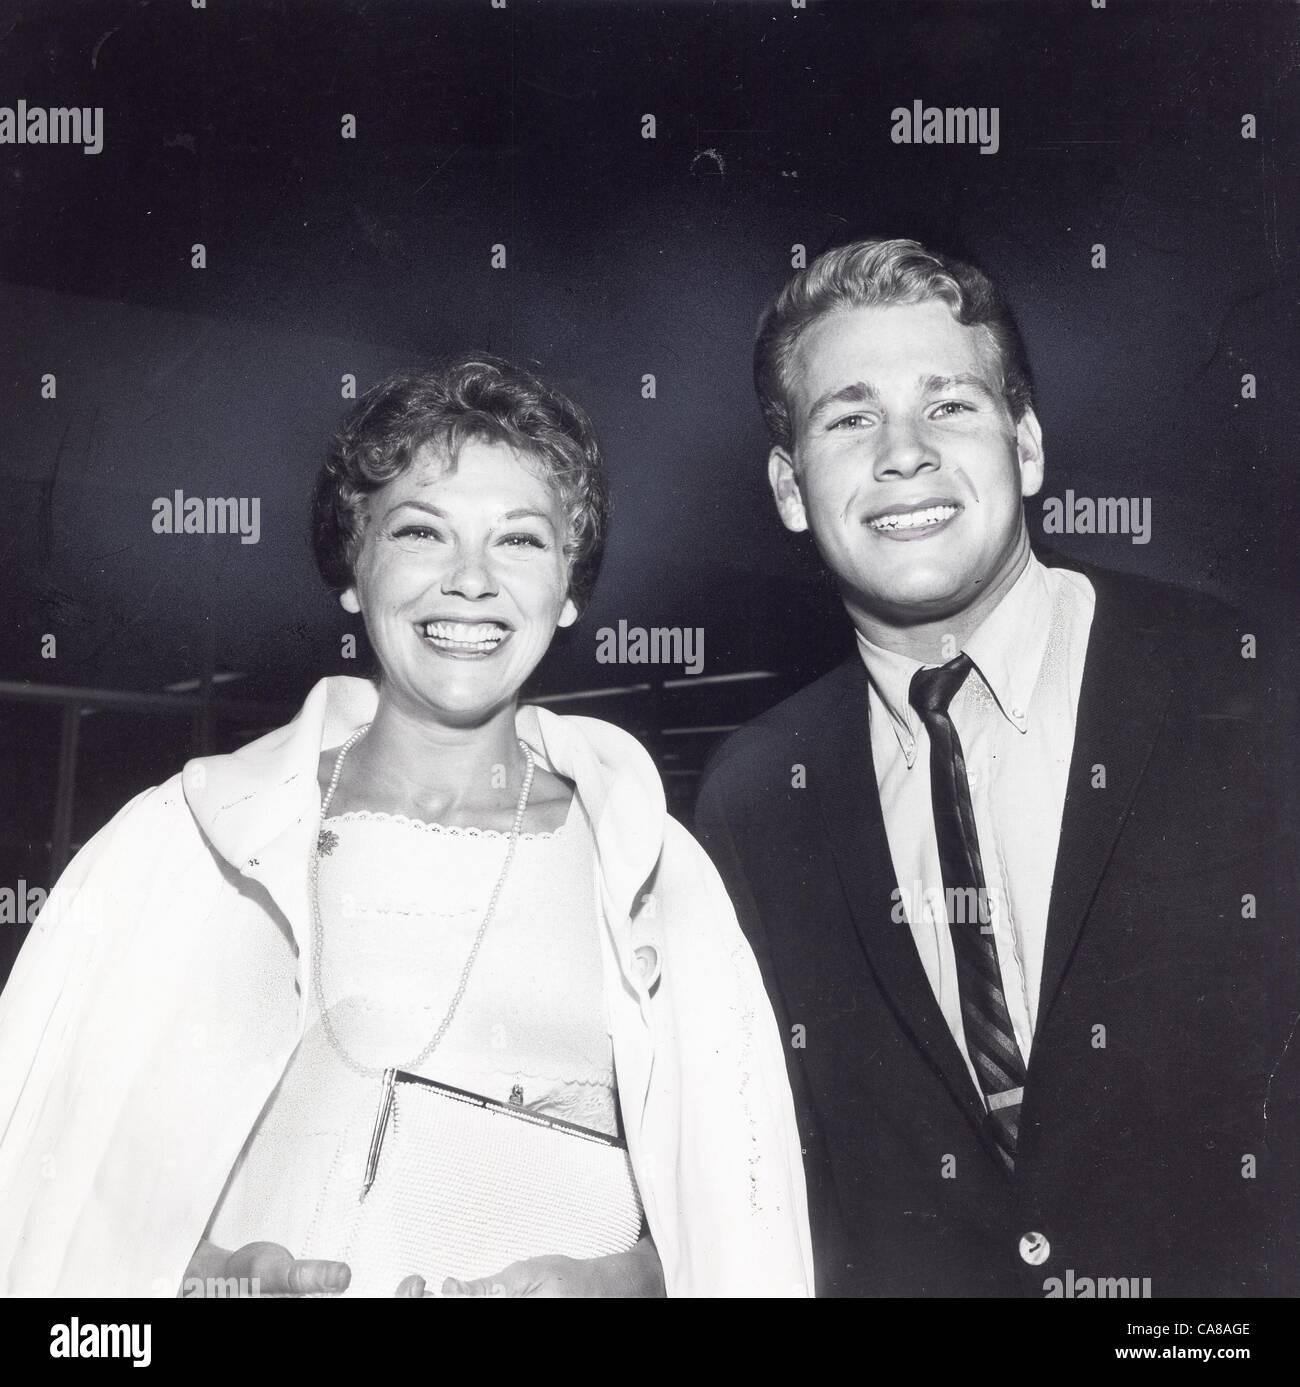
[556,594,580,629]
[1015,408,1045,499]
[768,448,809,533]
[340,587,361,615]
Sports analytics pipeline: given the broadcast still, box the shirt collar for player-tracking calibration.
[854,553,1055,766]
[854,630,926,766]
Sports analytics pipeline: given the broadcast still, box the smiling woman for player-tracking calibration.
[0,357,814,1299]
[330,433,583,747]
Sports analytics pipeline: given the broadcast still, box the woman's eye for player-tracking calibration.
[500,532,546,549]
[392,524,442,541]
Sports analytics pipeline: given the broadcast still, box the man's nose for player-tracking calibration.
[441,547,498,599]
[873,417,939,480]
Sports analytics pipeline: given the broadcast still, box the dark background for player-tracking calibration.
[2,0,1297,982]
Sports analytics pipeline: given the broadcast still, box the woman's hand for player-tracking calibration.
[182,1237,351,1296]
[395,1233,665,1298]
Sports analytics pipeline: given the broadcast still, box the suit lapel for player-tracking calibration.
[1036,561,1176,1029]
[805,659,997,1151]
[799,562,1176,1164]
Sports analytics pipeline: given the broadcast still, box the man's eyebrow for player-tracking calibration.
[921,372,999,399]
[804,373,999,425]
[805,380,881,424]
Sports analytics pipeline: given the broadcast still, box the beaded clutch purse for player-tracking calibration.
[338,1068,644,1296]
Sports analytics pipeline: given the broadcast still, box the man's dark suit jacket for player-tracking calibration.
[695,555,1299,1297]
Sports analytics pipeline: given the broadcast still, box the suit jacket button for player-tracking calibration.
[1019,1232,1050,1265]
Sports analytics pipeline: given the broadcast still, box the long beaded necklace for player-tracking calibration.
[309,722,537,1080]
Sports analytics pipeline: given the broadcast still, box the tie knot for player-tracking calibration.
[908,653,974,719]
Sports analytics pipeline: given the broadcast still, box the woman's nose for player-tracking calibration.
[441,549,498,600]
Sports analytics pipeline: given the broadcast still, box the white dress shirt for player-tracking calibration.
[855,555,1096,1100]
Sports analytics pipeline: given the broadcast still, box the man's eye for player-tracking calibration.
[932,401,973,418]
[829,413,871,430]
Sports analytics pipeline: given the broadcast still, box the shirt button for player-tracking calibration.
[1019,1231,1050,1266]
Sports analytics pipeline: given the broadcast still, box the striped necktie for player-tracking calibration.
[909,654,1026,1172]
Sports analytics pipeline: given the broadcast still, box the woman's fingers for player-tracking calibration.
[443,1259,548,1296]
[285,1258,351,1295]
[394,1274,427,1297]
[226,1242,350,1295]
[442,1275,492,1296]
[441,1250,659,1297]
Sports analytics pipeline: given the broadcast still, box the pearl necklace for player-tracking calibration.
[309,723,537,1079]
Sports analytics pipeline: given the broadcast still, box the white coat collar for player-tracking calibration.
[181,675,667,969]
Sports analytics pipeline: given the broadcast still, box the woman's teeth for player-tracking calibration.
[868,504,959,532]
[422,620,506,651]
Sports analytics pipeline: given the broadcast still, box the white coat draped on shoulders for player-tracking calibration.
[0,676,813,1298]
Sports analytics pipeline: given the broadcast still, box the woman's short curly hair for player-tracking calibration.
[312,355,609,612]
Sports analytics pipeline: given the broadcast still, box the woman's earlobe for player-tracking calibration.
[557,595,580,629]
[340,587,361,615]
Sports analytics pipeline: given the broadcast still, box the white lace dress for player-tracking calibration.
[205,791,616,1285]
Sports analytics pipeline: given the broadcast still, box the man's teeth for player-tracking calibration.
[868,504,959,532]
[423,620,506,650]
